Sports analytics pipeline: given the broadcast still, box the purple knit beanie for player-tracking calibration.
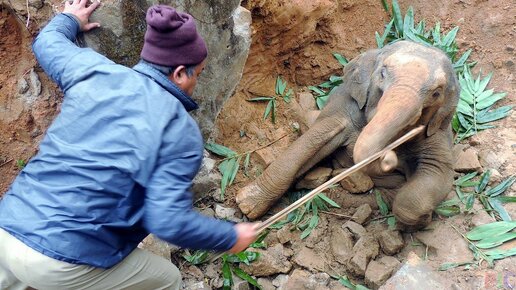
[141,5,208,67]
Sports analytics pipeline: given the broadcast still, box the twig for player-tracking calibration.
[369,214,395,221]
[220,133,289,161]
[449,223,490,266]
[320,211,355,219]
[0,159,13,168]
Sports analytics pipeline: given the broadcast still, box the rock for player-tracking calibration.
[204,262,219,280]
[293,246,326,272]
[299,91,317,111]
[137,234,178,260]
[183,280,210,289]
[296,167,333,189]
[365,257,401,289]
[330,225,354,264]
[335,169,374,193]
[272,274,289,289]
[192,151,221,199]
[77,1,251,139]
[28,0,43,9]
[233,276,252,290]
[454,148,482,172]
[17,77,29,94]
[239,244,292,276]
[478,150,504,170]
[277,225,298,244]
[199,207,215,218]
[257,278,275,290]
[343,220,367,238]
[377,230,404,255]
[347,234,380,277]
[380,252,455,290]
[284,269,330,290]
[352,204,373,225]
[214,204,240,222]
[212,188,225,202]
[183,265,204,280]
[414,221,474,264]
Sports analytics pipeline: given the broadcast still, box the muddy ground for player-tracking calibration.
[0,0,514,289]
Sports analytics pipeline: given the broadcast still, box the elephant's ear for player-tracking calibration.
[344,49,380,110]
[427,73,460,136]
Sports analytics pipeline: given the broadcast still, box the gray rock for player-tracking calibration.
[478,150,504,170]
[233,276,252,290]
[284,269,330,290]
[380,252,455,290]
[214,204,239,222]
[192,151,221,200]
[343,220,367,238]
[272,274,289,289]
[336,169,374,193]
[183,280,210,289]
[352,204,373,225]
[296,167,333,189]
[277,225,298,244]
[28,0,43,9]
[138,234,178,261]
[365,257,401,289]
[330,225,354,264]
[239,244,292,276]
[347,234,380,277]
[454,148,482,172]
[293,246,326,272]
[257,278,275,290]
[377,230,404,255]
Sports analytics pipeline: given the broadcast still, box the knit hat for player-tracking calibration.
[140,5,208,67]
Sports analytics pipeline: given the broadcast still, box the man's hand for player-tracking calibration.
[229,223,260,253]
[63,0,101,31]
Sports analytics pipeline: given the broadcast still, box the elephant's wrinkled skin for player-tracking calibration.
[236,41,459,226]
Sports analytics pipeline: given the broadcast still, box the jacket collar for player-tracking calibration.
[132,61,199,112]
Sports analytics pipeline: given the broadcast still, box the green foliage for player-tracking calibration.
[452,66,512,143]
[270,190,340,239]
[375,190,397,229]
[447,170,516,222]
[441,222,516,270]
[332,274,371,290]
[16,159,26,169]
[248,76,293,123]
[205,142,246,199]
[308,53,348,110]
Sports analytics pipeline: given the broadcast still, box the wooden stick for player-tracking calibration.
[209,125,425,261]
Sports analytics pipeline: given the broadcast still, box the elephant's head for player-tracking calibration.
[352,40,459,166]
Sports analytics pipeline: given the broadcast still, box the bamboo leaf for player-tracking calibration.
[220,158,237,196]
[465,194,475,212]
[477,72,493,93]
[232,267,261,288]
[485,248,516,260]
[455,172,478,185]
[263,99,273,121]
[375,190,390,215]
[228,156,242,186]
[391,0,403,37]
[388,216,397,229]
[318,193,341,208]
[271,99,277,123]
[453,49,472,68]
[485,176,515,197]
[205,143,237,158]
[316,95,330,110]
[308,86,326,96]
[222,262,233,289]
[333,53,349,66]
[493,196,516,203]
[489,198,512,222]
[459,89,475,105]
[476,92,507,110]
[476,232,516,249]
[278,76,287,95]
[248,97,274,102]
[442,26,459,47]
[475,170,491,193]
[466,221,516,241]
[381,0,390,14]
[403,7,414,36]
[435,205,461,217]
[476,106,512,124]
[439,262,472,271]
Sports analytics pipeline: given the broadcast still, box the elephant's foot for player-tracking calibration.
[236,182,277,219]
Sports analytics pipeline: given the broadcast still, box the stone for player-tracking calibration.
[199,207,215,218]
[257,278,275,290]
[277,225,299,245]
[343,220,367,238]
[352,204,373,225]
[293,246,326,272]
[77,1,251,140]
[365,257,401,289]
[299,91,317,111]
[380,252,455,290]
[347,234,380,277]
[183,280,210,289]
[296,167,333,189]
[214,204,239,222]
[233,276,252,290]
[239,244,292,276]
[335,169,374,193]
[414,221,474,264]
[377,230,404,255]
[272,274,289,289]
[454,148,482,172]
[28,0,43,9]
[137,234,178,260]
[284,269,331,290]
[330,225,354,264]
[183,265,204,280]
[192,151,221,199]
[478,150,504,170]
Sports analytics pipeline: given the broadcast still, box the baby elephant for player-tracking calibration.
[237,40,459,227]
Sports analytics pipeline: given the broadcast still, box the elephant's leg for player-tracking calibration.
[391,131,454,226]
[236,117,349,219]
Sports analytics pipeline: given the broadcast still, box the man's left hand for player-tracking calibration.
[63,0,101,31]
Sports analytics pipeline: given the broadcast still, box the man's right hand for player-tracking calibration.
[229,223,260,253]
[63,0,101,31]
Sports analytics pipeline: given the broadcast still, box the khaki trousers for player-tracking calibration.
[0,228,181,290]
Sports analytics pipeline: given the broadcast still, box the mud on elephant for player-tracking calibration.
[236,40,459,227]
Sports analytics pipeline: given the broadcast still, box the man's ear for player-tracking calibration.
[169,65,188,86]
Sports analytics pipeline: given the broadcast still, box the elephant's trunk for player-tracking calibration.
[353,87,421,167]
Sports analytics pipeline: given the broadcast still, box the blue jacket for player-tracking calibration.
[0,13,237,268]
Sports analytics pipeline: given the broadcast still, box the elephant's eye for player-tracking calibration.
[381,67,387,79]
[432,91,441,98]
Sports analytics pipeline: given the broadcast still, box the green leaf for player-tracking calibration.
[277,76,287,95]
[301,215,319,239]
[271,99,277,123]
[484,248,516,260]
[388,216,397,229]
[457,101,474,117]
[477,92,507,110]
[264,99,274,121]
[333,53,348,66]
[403,7,414,36]
[439,262,471,271]
[380,0,390,13]
[205,143,237,158]
[243,152,251,176]
[318,193,341,208]
[232,267,261,288]
[475,170,491,194]
[435,205,461,217]
[465,194,475,212]
[275,76,281,95]
[316,95,330,110]
[248,97,274,102]
[308,86,326,96]
[229,156,242,186]
[459,88,475,105]
[489,198,512,222]
[442,26,459,47]
[453,49,472,69]
[476,106,512,124]
[220,158,237,196]
[183,250,209,265]
[466,221,516,241]
[485,176,515,197]
[375,190,390,215]
[475,232,516,249]
[338,276,355,289]
[391,0,403,37]
[222,262,233,289]
[455,172,478,185]
[493,196,516,203]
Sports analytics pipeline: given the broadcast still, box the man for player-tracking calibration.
[0,1,257,289]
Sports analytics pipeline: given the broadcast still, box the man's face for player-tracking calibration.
[171,59,207,96]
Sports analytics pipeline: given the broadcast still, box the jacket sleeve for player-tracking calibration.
[32,13,108,92]
[142,113,238,252]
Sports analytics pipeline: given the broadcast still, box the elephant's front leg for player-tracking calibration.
[236,117,350,219]
[391,131,454,226]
